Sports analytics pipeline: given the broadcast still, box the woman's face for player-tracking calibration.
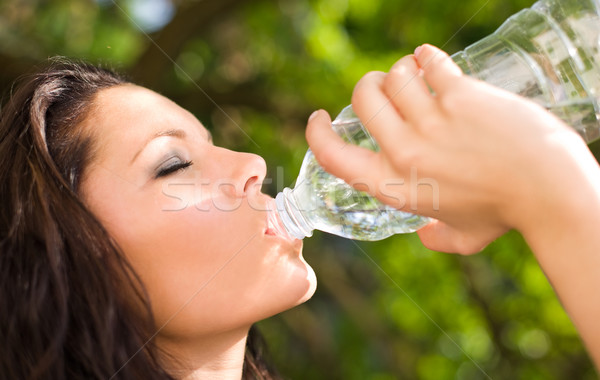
[80,84,316,341]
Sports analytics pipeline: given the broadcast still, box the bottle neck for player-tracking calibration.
[275,187,313,240]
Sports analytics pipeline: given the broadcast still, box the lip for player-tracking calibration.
[265,198,295,241]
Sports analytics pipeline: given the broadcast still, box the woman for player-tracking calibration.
[0,59,316,379]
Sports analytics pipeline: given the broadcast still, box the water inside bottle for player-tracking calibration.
[288,114,429,241]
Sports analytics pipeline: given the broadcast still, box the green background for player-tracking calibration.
[1,0,598,378]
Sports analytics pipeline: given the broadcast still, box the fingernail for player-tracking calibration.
[414,45,423,57]
[308,110,319,122]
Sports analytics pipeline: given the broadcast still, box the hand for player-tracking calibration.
[306,44,594,254]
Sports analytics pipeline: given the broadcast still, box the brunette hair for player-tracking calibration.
[0,59,279,379]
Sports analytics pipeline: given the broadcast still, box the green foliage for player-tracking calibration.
[0,0,596,378]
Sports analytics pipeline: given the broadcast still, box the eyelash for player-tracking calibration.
[155,160,193,178]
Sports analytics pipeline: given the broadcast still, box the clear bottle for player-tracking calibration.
[276,0,600,241]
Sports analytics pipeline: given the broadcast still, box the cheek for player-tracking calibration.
[111,198,273,329]
[114,200,256,296]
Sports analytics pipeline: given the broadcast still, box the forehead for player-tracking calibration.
[90,84,200,131]
[83,84,208,160]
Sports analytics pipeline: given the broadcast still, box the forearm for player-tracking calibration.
[518,159,600,368]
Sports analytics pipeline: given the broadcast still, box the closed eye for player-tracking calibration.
[155,160,193,179]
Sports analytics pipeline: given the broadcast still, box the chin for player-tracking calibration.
[293,258,318,306]
[267,262,318,319]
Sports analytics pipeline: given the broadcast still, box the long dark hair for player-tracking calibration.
[0,59,279,379]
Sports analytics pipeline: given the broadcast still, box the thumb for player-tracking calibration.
[305,109,382,193]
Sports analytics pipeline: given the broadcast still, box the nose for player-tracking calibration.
[213,147,267,198]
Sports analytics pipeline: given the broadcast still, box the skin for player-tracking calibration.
[79,84,317,379]
[306,44,600,367]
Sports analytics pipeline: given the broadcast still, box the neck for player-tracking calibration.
[157,327,249,380]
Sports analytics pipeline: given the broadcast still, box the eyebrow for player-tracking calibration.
[130,127,213,164]
[130,129,186,165]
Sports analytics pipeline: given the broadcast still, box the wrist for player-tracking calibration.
[515,150,600,251]
[504,130,600,239]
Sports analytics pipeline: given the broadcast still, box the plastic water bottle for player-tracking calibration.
[276,0,600,241]
[275,106,430,241]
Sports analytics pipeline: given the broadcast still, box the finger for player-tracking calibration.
[305,109,383,194]
[384,54,435,122]
[351,71,408,152]
[416,219,493,255]
[414,44,463,95]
